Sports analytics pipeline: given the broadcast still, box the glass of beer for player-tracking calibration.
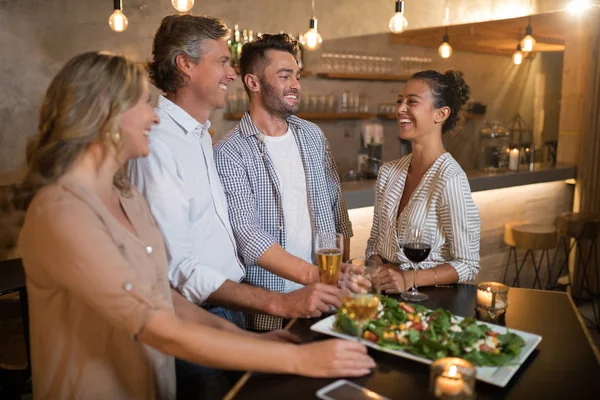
[314,232,344,286]
[340,258,380,342]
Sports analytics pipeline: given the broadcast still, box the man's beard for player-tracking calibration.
[259,78,299,119]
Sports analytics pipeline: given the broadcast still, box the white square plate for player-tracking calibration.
[310,314,542,387]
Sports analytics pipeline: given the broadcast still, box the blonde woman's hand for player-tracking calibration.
[293,339,375,377]
[376,265,408,294]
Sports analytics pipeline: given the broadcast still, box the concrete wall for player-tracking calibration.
[0,0,566,174]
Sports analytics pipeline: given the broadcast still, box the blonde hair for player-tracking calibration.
[18,51,148,208]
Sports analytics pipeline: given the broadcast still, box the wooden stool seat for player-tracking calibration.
[503,221,557,289]
[555,212,600,240]
[511,224,558,250]
[504,221,526,248]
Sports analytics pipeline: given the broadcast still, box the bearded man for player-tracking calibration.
[214,33,353,331]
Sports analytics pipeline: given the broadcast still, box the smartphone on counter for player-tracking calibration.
[316,379,391,400]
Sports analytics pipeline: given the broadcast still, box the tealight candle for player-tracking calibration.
[477,287,493,308]
[430,358,476,399]
[436,365,464,396]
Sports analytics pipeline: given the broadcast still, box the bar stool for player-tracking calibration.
[550,212,600,329]
[502,221,558,289]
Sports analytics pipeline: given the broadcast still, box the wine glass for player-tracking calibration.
[314,232,344,286]
[401,226,431,302]
[340,258,380,342]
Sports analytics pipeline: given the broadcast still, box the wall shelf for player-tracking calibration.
[378,112,485,121]
[224,112,373,121]
[316,72,411,82]
[233,67,312,77]
[377,113,397,120]
[224,111,487,122]
[463,112,486,120]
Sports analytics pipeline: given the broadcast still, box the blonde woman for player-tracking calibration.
[17,52,374,400]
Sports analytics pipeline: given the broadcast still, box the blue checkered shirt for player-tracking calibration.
[214,112,353,331]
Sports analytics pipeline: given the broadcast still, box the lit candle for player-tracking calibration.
[509,148,519,171]
[477,286,493,308]
[430,358,475,399]
[435,365,464,397]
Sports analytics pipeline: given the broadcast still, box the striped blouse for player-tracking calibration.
[365,152,481,282]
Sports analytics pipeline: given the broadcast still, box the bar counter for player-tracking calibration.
[342,164,577,209]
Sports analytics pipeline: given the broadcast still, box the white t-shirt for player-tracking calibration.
[263,127,313,293]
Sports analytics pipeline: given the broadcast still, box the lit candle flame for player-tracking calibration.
[448,365,458,377]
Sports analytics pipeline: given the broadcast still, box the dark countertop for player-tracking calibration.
[231,285,600,400]
[342,163,577,209]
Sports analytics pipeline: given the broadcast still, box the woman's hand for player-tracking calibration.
[293,339,375,377]
[376,265,408,294]
[339,263,372,293]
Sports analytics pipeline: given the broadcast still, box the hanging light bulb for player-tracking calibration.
[303,17,323,51]
[389,0,408,33]
[171,0,194,13]
[567,0,591,15]
[438,36,452,58]
[513,44,523,65]
[520,2,536,52]
[521,26,536,52]
[108,0,128,33]
[303,0,322,51]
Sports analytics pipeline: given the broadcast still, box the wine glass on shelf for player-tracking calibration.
[340,258,380,342]
[401,226,431,302]
[314,232,344,286]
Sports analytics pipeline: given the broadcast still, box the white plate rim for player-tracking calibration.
[310,314,542,387]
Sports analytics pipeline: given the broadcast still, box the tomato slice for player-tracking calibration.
[363,331,378,343]
[400,303,415,313]
[410,322,424,332]
[480,343,494,352]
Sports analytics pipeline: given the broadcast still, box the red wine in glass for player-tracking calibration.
[401,235,431,301]
[403,242,431,263]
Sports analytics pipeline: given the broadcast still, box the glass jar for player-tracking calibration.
[479,120,510,172]
[476,282,508,322]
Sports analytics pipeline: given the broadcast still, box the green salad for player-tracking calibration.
[334,296,526,367]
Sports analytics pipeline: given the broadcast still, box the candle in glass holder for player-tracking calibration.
[477,282,508,309]
[476,282,508,321]
[436,365,463,396]
[508,147,519,171]
[430,358,475,399]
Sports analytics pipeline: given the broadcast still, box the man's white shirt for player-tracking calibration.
[263,127,312,293]
[129,95,244,305]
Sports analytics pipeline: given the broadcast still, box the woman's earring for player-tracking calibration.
[106,131,122,148]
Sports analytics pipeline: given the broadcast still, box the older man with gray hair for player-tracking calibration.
[129,14,343,399]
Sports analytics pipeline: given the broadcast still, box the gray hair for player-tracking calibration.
[150,14,229,93]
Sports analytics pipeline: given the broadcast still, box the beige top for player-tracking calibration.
[18,176,176,400]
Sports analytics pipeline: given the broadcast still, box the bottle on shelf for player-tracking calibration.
[229,24,242,68]
[296,33,305,71]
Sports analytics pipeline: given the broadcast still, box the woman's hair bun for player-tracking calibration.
[444,70,470,107]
